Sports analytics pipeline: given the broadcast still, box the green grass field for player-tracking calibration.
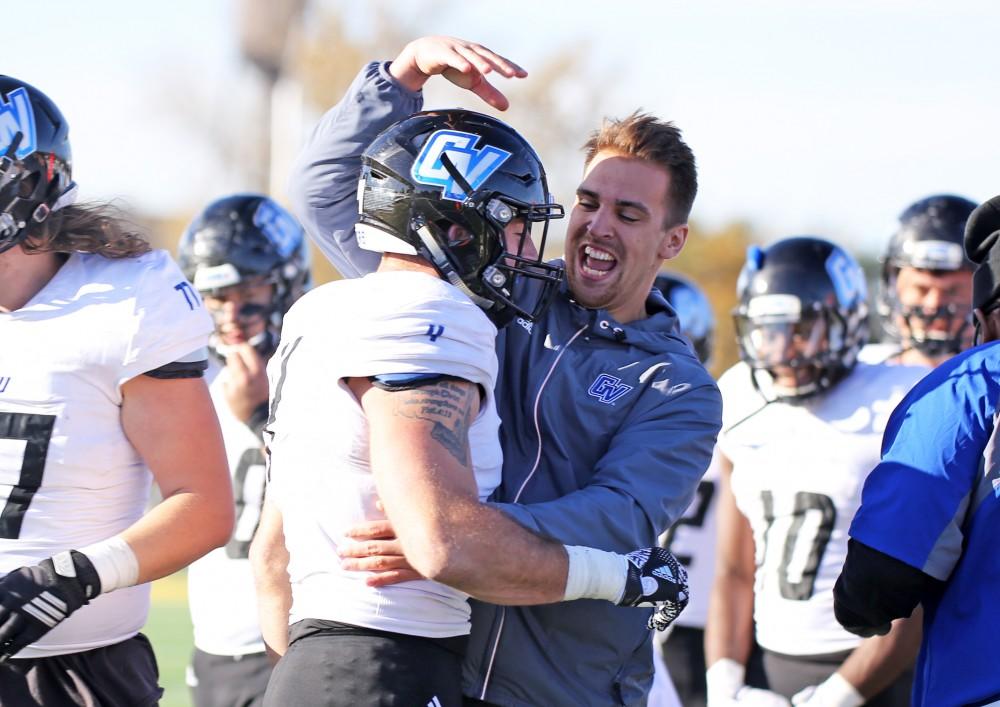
[146,572,194,707]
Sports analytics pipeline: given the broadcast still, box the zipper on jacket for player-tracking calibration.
[479,323,588,699]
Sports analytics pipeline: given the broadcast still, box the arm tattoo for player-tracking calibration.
[393,381,477,466]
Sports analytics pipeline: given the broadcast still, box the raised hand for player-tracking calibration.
[389,35,527,110]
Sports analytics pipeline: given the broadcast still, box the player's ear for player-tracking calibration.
[986,308,1000,344]
[973,306,1000,345]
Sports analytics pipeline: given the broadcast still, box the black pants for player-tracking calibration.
[0,633,163,707]
[264,619,468,707]
[757,647,913,706]
[189,648,271,707]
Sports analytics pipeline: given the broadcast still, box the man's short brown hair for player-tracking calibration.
[582,111,697,227]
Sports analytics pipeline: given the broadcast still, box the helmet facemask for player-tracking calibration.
[879,264,973,358]
[735,299,858,400]
[404,152,563,327]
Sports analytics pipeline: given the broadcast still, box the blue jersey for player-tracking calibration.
[849,340,1000,707]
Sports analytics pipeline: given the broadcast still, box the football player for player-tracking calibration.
[0,77,233,705]
[704,237,926,706]
[281,35,721,706]
[869,194,976,366]
[654,270,715,366]
[177,194,310,707]
[258,105,689,707]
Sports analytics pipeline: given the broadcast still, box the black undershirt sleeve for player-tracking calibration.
[833,538,946,637]
[143,358,209,380]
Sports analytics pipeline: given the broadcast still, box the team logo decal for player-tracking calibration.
[253,201,299,257]
[426,324,445,342]
[0,87,36,159]
[174,281,202,310]
[825,249,866,307]
[411,129,511,201]
[588,373,633,404]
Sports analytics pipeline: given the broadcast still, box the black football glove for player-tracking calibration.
[618,547,689,632]
[0,550,101,662]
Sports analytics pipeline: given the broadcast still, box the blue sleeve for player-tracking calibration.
[287,61,423,279]
[495,381,722,551]
[849,348,1000,580]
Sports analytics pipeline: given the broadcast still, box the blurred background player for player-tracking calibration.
[704,237,926,707]
[872,194,977,366]
[0,76,233,706]
[651,270,719,707]
[655,271,715,366]
[177,194,310,707]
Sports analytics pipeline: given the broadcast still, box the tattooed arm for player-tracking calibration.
[347,376,570,605]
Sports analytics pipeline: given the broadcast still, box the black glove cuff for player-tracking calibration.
[57,550,102,600]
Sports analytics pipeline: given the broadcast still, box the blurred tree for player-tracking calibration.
[238,0,307,192]
[667,220,758,377]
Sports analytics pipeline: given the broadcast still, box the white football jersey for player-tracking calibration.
[856,341,901,365]
[187,364,267,656]
[0,250,212,657]
[659,449,720,629]
[266,271,502,639]
[718,351,928,656]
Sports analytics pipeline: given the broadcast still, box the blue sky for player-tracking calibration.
[6,1,999,254]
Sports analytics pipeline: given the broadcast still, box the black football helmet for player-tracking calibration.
[356,109,564,328]
[733,237,869,400]
[654,271,714,365]
[0,77,76,254]
[177,194,311,358]
[878,194,977,357]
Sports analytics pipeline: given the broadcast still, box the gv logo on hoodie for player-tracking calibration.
[588,373,633,404]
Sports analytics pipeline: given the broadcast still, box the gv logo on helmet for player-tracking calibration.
[411,130,511,202]
[588,373,634,405]
[0,87,36,159]
[253,200,300,258]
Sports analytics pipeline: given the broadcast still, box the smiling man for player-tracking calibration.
[287,35,721,706]
[569,135,693,324]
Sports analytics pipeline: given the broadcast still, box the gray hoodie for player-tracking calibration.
[288,61,722,706]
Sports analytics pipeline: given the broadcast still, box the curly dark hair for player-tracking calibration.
[21,201,150,258]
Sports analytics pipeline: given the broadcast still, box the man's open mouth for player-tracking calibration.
[580,244,618,279]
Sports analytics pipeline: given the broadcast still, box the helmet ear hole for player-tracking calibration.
[17,172,39,199]
[444,222,472,247]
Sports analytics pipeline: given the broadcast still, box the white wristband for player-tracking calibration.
[562,545,628,602]
[809,672,864,707]
[78,535,139,594]
[706,658,745,702]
